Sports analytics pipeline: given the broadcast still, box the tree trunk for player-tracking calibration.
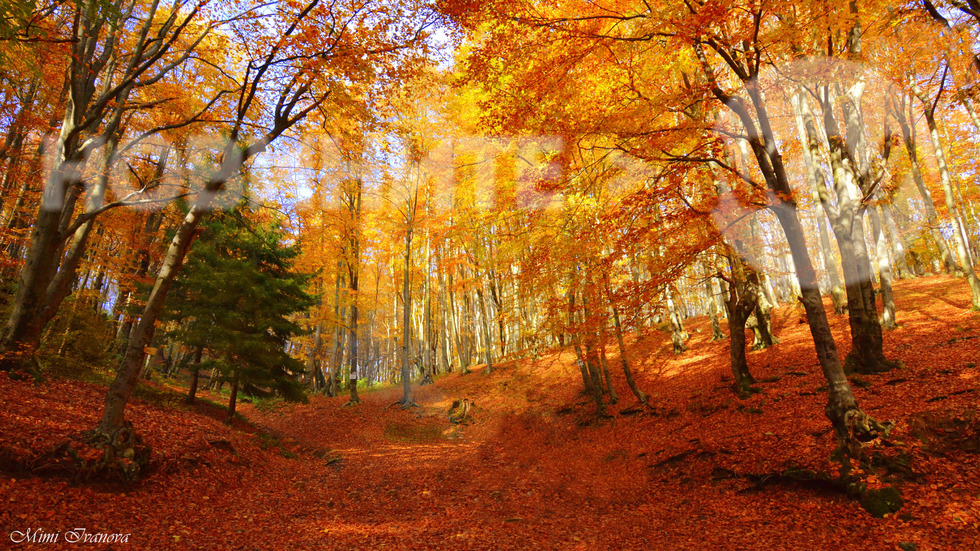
[420,229,435,385]
[227,369,240,421]
[308,322,325,391]
[476,282,494,374]
[400,209,414,406]
[347,178,362,405]
[695,36,880,452]
[891,93,958,273]
[608,301,649,407]
[598,344,619,405]
[666,291,688,354]
[98,204,207,433]
[727,293,754,397]
[724,255,758,396]
[915,90,980,309]
[704,260,726,340]
[868,208,897,329]
[797,88,895,374]
[881,203,913,279]
[186,346,204,405]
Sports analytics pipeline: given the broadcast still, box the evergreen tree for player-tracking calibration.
[165,210,315,417]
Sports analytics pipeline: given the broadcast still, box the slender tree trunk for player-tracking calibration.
[227,369,240,421]
[307,322,325,391]
[400,206,414,406]
[598,344,618,405]
[666,291,688,354]
[880,203,912,279]
[347,178,362,405]
[868,208,897,329]
[608,301,649,407]
[99,204,207,432]
[891,94,957,273]
[420,229,434,385]
[704,260,726,340]
[567,281,593,395]
[914,90,980,309]
[186,345,204,404]
[476,281,493,375]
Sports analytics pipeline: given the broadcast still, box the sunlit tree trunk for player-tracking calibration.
[880,203,912,279]
[796,89,895,373]
[400,193,414,406]
[891,93,957,273]
[665,290,688,354]
[695,39,880,452]
[912,82,980,309]
[868,208,897,329]
[703,259,726,341]
[793,91,848,313]
[420,226,434,385]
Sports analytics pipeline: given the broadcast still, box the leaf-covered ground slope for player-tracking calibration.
[1,275,978,550]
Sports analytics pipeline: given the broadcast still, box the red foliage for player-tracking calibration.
[1,275,978,550]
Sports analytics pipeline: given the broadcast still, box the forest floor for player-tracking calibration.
[1,275,979,550]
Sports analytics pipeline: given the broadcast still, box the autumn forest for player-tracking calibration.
[1,0,979,549]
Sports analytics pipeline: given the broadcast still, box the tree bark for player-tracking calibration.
[891,93,958,273]
[400,197,414,406]
[797,88,895,374]
[695,37,879,452]
[868,207,897,329]
[913,84,980,309]
[346,177,362,405]
[227,369,240,421]
[186,346,204,405]
[666,290,688,354]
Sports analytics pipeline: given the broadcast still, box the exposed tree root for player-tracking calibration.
[26,422,151,483]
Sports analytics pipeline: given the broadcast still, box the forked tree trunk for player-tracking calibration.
[797,90,895,374]
[723,255,758,396]
[792,91,847,313]
[696,37,880,452]
[598,344,619,405]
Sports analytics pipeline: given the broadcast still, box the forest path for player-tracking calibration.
[237,380,714,551]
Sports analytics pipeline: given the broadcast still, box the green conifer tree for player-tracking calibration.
[165,210,314,417]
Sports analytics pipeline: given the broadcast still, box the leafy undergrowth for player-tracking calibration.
[1,275,979,550]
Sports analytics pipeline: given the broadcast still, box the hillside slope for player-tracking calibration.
[1,275,978,550]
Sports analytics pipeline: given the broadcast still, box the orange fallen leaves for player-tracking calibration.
[0,275,978,549]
